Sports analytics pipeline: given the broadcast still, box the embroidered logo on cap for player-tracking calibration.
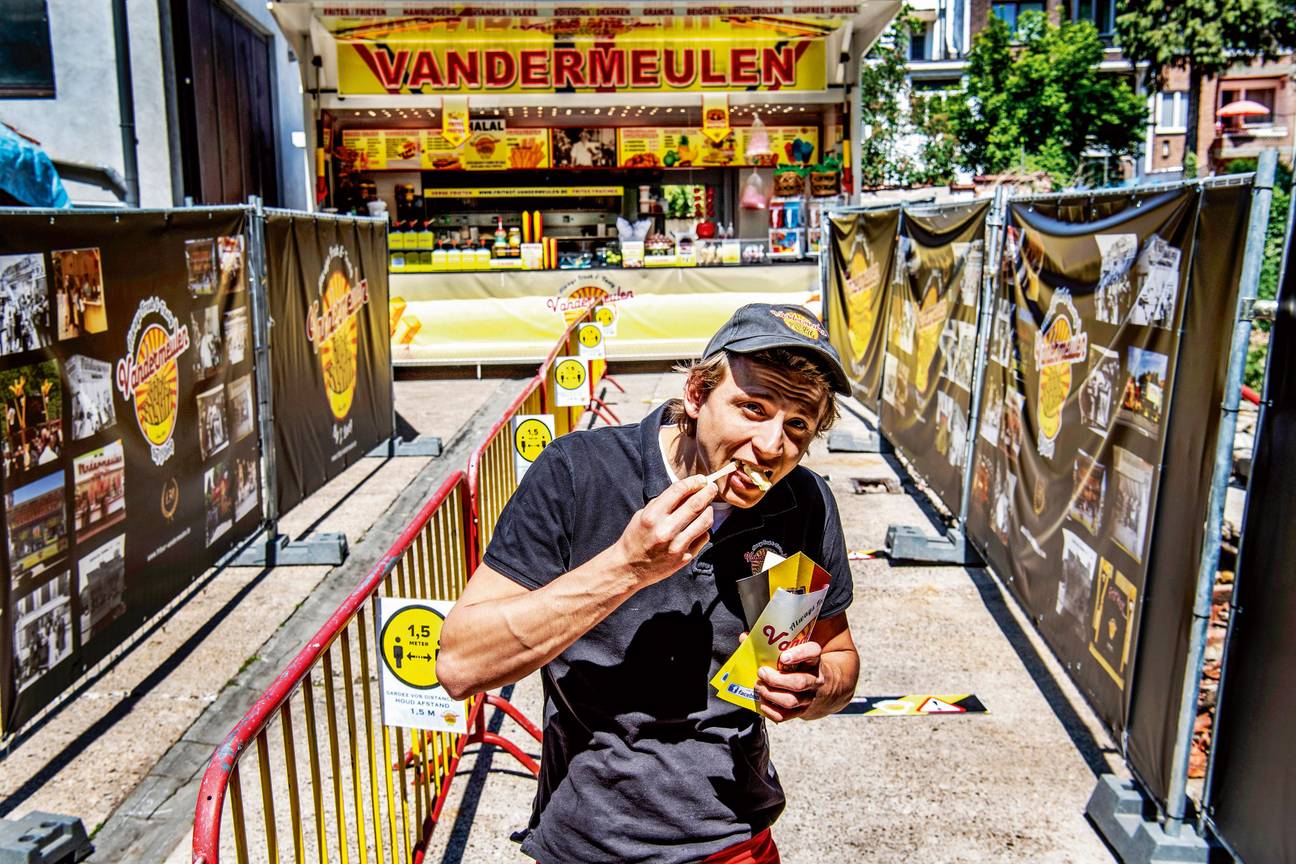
[770,308,826,341]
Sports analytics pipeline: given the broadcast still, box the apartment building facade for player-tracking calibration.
[903,0,1292,182]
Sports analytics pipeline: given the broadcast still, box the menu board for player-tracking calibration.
[340,130,422,171]
[617,127,820,168]
[339,127,551,172]
[421,128,551,171]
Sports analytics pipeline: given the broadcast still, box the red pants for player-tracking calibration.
[700,828,781,864]
[533,828,781,864]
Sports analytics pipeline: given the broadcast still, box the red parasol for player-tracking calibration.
[1217,100,1272,118]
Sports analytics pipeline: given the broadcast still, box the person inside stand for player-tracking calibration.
[569,129,598,167]
[438,303,860,864]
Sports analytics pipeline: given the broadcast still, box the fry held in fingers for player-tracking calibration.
[704,462,739,484]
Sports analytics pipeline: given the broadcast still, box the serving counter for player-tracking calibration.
[388,263,820,365]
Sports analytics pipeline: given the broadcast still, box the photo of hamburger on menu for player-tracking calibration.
[711,549,832,713]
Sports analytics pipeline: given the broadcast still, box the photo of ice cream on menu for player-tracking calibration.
[712,552,832,713]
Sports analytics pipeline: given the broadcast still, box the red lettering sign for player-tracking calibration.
[629,49,660,87]
[519,49,549,87]
[484,49,518,89]
[588,46,626,89]
[762,46,797,87]
[354,46,410,93]
[700,48,727,86]
[445,50,479,88]
[407,50,444,89]
[663,48,696,87]
[553,48,585,88]
[730,48,759,85]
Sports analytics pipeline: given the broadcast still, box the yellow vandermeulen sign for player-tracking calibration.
[335,21,829,94]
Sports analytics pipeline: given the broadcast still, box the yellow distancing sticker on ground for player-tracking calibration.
[839,694,987,716]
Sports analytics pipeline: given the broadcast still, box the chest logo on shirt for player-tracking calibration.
[744,540,786,575]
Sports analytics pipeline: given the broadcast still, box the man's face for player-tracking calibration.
[684,354,825,509]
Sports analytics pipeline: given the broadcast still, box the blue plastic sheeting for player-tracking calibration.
[0,125,70,208]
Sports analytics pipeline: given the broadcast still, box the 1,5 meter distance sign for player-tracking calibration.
[376,597,466,733]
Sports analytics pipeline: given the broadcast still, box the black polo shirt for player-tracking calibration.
[482,403,852,864]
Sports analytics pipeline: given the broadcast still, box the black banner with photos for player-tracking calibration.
[1204,185,1296,860]
[823,207,902,409]
[265,212,392,517]
[1123,183,1252,807]
[0,209,263,734]
[965,187,1202,739]
[878,200,990,514]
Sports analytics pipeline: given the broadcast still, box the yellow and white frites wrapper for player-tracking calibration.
[711,552,832,714]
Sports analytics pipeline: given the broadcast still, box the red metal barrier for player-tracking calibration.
[191,305,626,861]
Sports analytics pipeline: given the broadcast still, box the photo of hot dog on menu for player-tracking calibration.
[711,551,832,714]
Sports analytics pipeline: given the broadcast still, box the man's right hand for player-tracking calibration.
[613,475,717,586]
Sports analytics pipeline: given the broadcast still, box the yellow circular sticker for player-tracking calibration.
[556,358,586,390]
[379,605,445,690]
[133,323,180,447]
[595,306,615,327]
[514,418,552,463]
[1037,317,1074,445]
[318,269,359,422]
[578,323,603,348]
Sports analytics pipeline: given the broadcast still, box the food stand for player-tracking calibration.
[268,1,901,363]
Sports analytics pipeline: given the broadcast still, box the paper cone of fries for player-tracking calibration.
[711,552,831,714]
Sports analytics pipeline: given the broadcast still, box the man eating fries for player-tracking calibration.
[438,303,860,864]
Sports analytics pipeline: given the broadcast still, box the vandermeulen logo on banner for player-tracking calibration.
[115,297,190,466]
[307,245,370,455]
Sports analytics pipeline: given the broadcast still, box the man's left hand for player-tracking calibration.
[754,641,825,723]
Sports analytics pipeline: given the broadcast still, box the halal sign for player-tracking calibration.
[307,245,370,423]
[116,297,190,466]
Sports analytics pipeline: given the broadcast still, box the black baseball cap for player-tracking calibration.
[704,303,851,394]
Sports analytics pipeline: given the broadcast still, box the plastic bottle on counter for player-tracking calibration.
[430,240,447,271]
[446,242,463,270]
[476,240,492,269]
[418,220,434,250]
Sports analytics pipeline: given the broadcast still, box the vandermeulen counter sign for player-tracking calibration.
[376,597,467,733]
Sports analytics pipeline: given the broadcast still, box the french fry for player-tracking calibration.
[705,462,739,484]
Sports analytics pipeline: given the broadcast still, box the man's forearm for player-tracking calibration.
[437,548,640,699]
[800,647,859,720]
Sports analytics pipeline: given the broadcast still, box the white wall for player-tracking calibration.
[0,0,309,209]
[0,0,172,206]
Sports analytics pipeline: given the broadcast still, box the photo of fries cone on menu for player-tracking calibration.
[711,550,832,713]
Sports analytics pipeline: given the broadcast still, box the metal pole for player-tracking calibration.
[111,0,141,207]
[955,185,1008,532]
[247,196,281,556]
[1163,147,1277,835]
[1201,141,1296,823]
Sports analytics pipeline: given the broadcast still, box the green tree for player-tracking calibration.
[856,8,959,187]
[1114,0,1296,164]
[1225,157,1294,389]
[952,13,1147,184]
[857,10,921,187]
